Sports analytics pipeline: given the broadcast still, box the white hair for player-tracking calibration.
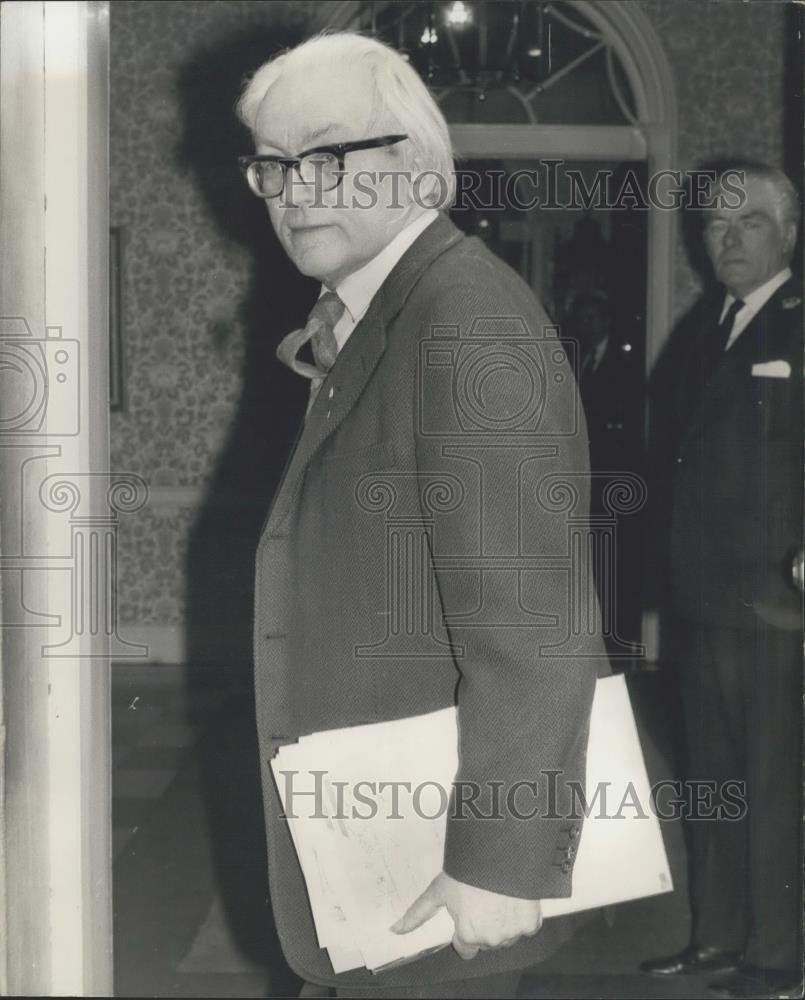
[236,31,456,208]
[715,162,801,233]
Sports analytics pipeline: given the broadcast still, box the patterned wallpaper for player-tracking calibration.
[642,0,787,316]
[111,0,318,649]
[110,0,309,489]
[109,0,789,654]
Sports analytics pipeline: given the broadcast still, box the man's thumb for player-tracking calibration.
[390,877,443,934]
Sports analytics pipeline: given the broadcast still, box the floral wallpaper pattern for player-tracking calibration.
[110,0,788,637]
[111,0,313,630]
[116,505,197,625]
[643,0,785,316]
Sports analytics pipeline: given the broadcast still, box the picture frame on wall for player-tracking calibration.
[109,225,125,411]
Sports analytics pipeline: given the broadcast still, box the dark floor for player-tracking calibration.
[112,664,714,999]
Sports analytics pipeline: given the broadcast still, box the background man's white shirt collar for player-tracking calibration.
[721,266,792,350]
[322,209,440,352]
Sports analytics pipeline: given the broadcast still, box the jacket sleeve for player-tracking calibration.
[413,277,603,900]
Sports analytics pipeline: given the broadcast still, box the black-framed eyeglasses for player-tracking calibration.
[238,134,408,199]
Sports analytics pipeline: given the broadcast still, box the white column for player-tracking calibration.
[0,2,113,995]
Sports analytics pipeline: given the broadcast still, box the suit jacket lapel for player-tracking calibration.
[264,214,465,533]
[716,278,796,369]
[683,279,795,439]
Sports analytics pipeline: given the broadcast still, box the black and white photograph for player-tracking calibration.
[0,1,803,997]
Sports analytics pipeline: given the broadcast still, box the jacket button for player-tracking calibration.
[561,861,572,874]
[569,825,580,840]
[566,845,576,859]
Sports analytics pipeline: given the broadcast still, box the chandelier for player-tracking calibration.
[357,1,636,124]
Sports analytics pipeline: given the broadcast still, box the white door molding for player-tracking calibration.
[0,2,113,994]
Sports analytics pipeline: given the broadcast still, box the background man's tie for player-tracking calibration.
[706,298,744,373]
[716,298,745,352]
[276,291,345,412]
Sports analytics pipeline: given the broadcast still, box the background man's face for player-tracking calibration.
[572,302,610,350]
[704,176,796,299]
[253,63,420,288]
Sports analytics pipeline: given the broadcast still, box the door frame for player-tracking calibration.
[327,1,677,658]
[327,0,678,374]
[0,3,113,994]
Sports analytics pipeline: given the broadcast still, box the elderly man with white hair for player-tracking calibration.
[239,31,605,998]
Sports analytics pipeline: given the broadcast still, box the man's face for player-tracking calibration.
[574,302,610,349]
[704,176,796,298]
[253,64,420,288]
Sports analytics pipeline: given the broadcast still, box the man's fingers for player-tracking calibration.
[390,879,443,934]
[451,934,480,960]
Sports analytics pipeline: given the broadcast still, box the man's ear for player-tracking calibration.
[409,152,448,209]
[783,220,798,258]
[414,169,439,208]
[398,143,438,209]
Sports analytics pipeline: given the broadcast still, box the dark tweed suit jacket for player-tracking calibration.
[254,214,607,989]
[669,276,804,630]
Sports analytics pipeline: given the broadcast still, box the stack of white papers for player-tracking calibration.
[270,674,672,974]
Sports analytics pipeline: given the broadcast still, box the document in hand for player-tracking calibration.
[270,674,672,974]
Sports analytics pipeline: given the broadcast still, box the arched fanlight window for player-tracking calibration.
[336,0,677,377]
[328,0,676,655]
[358,1,638,126]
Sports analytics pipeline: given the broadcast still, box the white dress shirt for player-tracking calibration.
[721,266,792,351]
[323,209,439,354]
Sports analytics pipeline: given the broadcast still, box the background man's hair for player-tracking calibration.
[237,31,456,208]
[715,161,801,232]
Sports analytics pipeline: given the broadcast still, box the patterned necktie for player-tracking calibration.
[276,291,345,411]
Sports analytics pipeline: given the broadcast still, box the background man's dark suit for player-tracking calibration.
[254,215,606,991]
[668,275,803,972]
[565,293,644,653]
[579,339,642,482]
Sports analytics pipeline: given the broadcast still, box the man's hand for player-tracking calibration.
[390,872,543,960]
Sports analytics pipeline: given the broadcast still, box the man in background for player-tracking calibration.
[565,291,644,656]
[568,291,638,478]
[642,164,803,999]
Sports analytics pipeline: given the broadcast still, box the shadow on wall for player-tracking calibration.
[175,19,315,984]
[178,19,317,673]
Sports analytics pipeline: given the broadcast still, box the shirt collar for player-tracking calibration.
[593,336,609,369]
[323,209,440,324]
[721,266,792,321]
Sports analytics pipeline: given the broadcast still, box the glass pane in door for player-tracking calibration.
[450,158,648,659]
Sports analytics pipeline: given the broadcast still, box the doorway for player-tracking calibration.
[449,157,648,655]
